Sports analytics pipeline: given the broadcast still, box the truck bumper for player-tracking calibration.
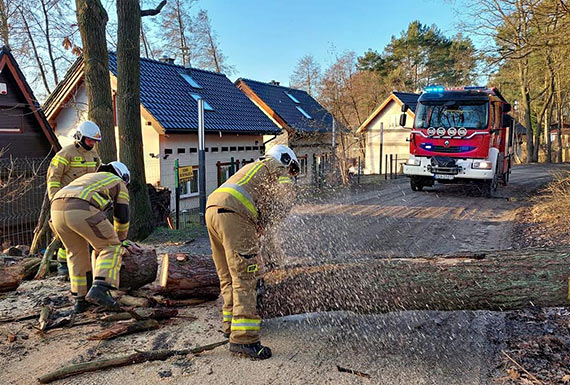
[403,155,494,181]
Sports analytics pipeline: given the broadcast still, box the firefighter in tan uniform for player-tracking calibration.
[206,145,299,360]
[47,121,102,276]
[50,161,130,313]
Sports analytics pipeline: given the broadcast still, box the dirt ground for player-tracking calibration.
[1,163,569,385]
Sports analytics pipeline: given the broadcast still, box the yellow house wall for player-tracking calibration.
[365,101,413,174]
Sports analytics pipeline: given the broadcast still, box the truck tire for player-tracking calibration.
[410,177,424,192]
[483,174,498,198]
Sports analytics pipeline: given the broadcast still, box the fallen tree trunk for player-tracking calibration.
[38,340,228,384]
[155,253,219,299]
[259,247,570,318]
[119,247,158,290]
[0,257,42,292]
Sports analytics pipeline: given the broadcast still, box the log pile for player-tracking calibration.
[259,247,570,318]
[155,253,220,299]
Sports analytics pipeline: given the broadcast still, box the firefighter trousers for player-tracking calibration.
[206,206,261,344]
[51,199,122,297]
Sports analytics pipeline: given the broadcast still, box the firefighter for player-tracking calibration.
[46,121,102,277]
[206,144,299,360]
[50,161,130,313]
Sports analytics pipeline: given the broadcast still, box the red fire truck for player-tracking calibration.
[401,86,514,197]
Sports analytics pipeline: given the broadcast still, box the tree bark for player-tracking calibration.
[116,0,153,240]
[519,62,534,163]
[75,0,117,162]
[155,253,220,299]
[118,246,158,290]
[259,247,570,318]
[87,319,159,340]
[30,192,51,255]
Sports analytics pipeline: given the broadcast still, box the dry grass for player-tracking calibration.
[522,171,570,247]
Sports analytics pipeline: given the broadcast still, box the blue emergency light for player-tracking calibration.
[424,86,445,93]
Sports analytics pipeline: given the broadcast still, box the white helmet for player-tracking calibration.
[266,144,300,176]
[101,161,130,185]
[74,120,102,142]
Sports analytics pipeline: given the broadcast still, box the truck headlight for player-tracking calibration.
[472,160,492,169]
[407,158,421,166]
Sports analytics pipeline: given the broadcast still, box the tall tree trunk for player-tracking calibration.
[19,8,51,93]
[518,62,534,163]
[0,0,10,48]
[75,0,117,162]
[116,0,153,240]
[545,104,552,163]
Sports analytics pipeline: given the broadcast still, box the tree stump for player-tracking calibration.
[155,253,219,299]
[119,247,158,290]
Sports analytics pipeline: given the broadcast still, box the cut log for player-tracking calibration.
[117,295,152,308]
[87,319,159,340]
[259,247,570,318]
[155,253,220,299]
[101,308,178,322]
[119,247,158,290]
[0,257,41,292]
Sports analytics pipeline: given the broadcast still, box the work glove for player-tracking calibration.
[121,240,142,254]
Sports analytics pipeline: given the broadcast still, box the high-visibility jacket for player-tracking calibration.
[207,157,295,228]
[53,172,130,240]
[47,142,100,201]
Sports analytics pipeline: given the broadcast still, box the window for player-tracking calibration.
[296,106,312,119]
[211,147,219,152]
[164,148,173,154]
[245,146,252,151]
[221,147,228,152]
[179,73,202,89]
[189,147,197,153]
[299,157,308,176]
[253,146,259,150]
[238,146,244,151]
[177,148,186,154]
[190,93,214,111]
[219,165,232,186]
[285,91,300,103]
[230,146,236,151]
[180,169,199,197]
[205,147,209,152]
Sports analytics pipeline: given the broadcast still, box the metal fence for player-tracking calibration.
[0,157,50,248]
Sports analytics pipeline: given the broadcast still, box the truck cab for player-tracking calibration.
[402,86,513,196]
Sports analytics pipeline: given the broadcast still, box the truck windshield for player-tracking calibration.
[415,102,488,129]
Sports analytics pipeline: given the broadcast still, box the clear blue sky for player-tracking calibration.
[202,0,461,84]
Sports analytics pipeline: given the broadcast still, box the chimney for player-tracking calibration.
[159,55,175,65]
[269,80,280,86]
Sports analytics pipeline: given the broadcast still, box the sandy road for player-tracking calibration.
[268,163,569,268]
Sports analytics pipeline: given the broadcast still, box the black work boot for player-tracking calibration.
[229,342,272,360]
[85,280,121,311]
[74,297,91,313]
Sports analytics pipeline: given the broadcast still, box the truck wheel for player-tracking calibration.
[483,174,498,198]
[410,177,423,192]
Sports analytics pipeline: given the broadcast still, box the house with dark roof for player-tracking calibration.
[43,54,282,211]
[235,79,335,183]
[0,46,59,157]
[0,46,60,246]
[356,91,419,174]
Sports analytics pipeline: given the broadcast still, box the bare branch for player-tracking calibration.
[141,0,166,17]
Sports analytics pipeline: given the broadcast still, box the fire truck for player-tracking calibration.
[401,86,514,197]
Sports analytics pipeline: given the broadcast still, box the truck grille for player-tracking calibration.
[427,165,460,175]
[426,145,476,153]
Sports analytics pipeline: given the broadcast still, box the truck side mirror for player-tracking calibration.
[401,104,408,113]
[399,113,407,127]
[503,103,511,113]
[502,114,513,128]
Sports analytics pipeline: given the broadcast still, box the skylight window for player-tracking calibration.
[190,93,214,111]
[296,106,312,119]
[285,91,300,103]
[179,73,202,89]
